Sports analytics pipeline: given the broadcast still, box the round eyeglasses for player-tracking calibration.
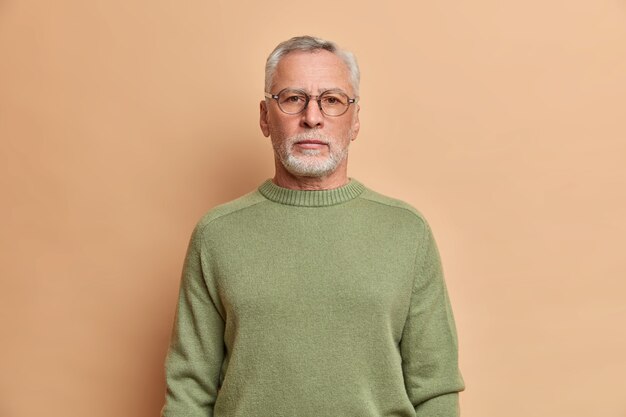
[264,88,358,117]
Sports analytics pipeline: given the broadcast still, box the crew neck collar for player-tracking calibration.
[258,178,365,207]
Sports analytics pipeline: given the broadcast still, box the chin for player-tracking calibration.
[283,156,338,178]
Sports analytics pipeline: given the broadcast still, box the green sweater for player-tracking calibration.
[162,179,464,417]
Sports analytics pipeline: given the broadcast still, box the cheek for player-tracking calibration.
[335,120,357,139]
[269,115,298,137]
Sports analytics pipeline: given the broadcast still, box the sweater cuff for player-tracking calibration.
[414,392,460,417]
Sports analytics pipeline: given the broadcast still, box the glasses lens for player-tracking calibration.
[319,91,350,116]
[278,90,307,114]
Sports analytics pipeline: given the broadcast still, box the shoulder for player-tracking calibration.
[192,189,267,237]
[357,185,431,232]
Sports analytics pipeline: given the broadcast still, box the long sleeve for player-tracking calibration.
[161,224,226,417]
[400,220,465,416]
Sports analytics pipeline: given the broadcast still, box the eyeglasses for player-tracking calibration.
[264,88,358,117]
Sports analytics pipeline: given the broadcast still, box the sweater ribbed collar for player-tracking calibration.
[258,178,365,207]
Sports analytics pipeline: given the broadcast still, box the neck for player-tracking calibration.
[272,161,349,191]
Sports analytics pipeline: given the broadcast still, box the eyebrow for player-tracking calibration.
[319,88,347,94]
[287,87,348,95]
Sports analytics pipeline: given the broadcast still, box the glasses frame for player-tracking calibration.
[264,88,358,117]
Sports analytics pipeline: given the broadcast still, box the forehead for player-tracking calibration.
[272,50,352,94]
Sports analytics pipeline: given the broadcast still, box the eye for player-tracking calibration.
[321,93,347,106]
[279,91,306,104]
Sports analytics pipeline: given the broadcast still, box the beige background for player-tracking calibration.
[1,1,625,416]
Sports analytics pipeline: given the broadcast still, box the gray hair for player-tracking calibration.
[264,35,360,96]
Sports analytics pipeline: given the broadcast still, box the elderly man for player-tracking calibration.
[162,35,464,417]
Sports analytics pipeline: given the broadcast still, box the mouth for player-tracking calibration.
[295,140,328,149]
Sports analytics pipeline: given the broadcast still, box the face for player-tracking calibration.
[260,50,360,178]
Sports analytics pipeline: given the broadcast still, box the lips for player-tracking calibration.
[295,140,328,145]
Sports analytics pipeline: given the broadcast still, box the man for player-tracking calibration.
[162,35,464,417]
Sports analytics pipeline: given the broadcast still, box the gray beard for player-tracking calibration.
[273,131,350,178]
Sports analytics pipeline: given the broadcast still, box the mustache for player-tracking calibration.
[285,131,333,145]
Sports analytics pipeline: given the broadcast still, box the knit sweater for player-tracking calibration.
[161,179,464,417]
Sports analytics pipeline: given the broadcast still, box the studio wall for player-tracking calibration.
[1,1,625,416]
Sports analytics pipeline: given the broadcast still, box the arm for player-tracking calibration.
[400,220,465,416]
[161,224,225,417]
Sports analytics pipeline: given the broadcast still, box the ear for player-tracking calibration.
[259,100,271,137]
[350,104,360,141]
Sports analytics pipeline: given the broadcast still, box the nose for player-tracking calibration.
[300,98,324,129]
